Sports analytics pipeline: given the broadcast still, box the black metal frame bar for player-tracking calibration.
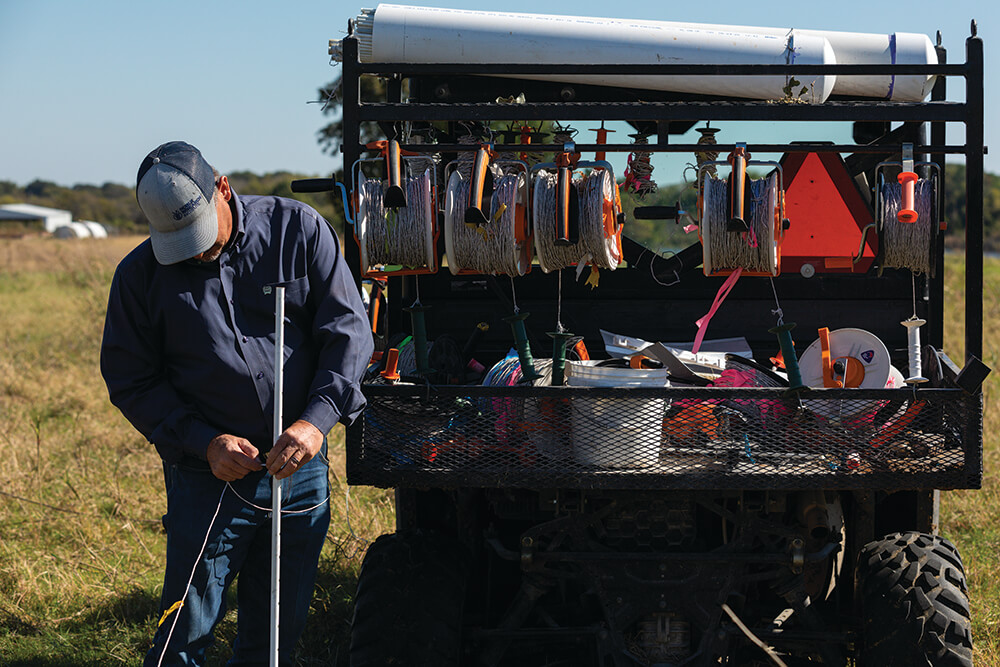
[338,29,987,491]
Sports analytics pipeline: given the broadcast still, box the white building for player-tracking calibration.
[0,204,108,237]
[0,203,72,233]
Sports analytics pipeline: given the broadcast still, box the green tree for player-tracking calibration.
[317,74,390,157]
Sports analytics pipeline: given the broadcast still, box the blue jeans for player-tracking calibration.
[145,448,330,667]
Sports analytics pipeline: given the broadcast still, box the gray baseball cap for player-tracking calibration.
[136,141,218,265]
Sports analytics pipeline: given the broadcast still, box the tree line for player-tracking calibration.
[0,172,346,238]
[1,163,995,250]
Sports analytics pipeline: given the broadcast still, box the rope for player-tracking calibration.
[701,171,779,275]
[358,168,433,271]
[483,354,554,387]
[881,178,935,274]
[533,168,619,273]
[623,132,657,197]
[695,126,721,181]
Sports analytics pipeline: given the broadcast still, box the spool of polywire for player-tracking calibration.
[880,178,935,274]
[444,169,531,276]
[532,168,620,273]
[700,171,779,276]
[357,168,436,272]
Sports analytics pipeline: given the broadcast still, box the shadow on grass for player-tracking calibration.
[1,587,158,666]
[295,548,364,666]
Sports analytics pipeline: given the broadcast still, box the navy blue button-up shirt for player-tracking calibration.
[100,190,373,463]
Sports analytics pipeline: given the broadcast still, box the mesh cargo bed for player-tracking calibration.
[346,384,982,491]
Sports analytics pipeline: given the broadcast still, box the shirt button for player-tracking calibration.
[242,336,248,343]
[256,371,264,379]
[230,298,234,305]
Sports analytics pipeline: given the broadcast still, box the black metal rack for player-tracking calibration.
[337,27,986,492]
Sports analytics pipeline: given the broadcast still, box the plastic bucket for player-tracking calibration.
[567,361,669,467]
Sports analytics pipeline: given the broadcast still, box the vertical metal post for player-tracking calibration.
[270,285,286,667]
[341,36,363,292]
[929,38,947,350]
[340,37,366,483]
[965,28,984,362]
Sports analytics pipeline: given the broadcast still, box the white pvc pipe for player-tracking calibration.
[270,285,285,667]
[340,4,936,102]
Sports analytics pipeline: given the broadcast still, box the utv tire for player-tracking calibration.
[349,530,468,666]
[856,531,973,667]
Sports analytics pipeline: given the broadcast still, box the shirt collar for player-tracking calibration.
[222,189,245,255]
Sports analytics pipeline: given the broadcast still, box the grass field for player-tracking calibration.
[0,236,997,665]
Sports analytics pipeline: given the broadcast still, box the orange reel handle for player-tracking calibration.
[593,127,610,162]
[382,139,407,209]
[464,145,492,226]
[897,171,918,223]
[819,327,843,388]
[381,347,401,383]
[556,166,573,244]
[727,147,750,230]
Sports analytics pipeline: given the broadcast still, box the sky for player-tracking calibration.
[0,0,995,188]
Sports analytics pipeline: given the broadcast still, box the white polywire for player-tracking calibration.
[358,169,434,270]
[225,482,331,515]
[701,171,778,275]
[446,171,527,275]
[532,169,619,273]
[881,179,935,274]
[155,486,228,667]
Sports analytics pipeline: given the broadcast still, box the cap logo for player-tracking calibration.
[172,193,203,221]
[861,349,875,363]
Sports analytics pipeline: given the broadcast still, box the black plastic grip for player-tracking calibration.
[633,205,680,220]
[291,178,337,193]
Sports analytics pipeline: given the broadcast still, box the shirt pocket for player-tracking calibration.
[245,276,311,333]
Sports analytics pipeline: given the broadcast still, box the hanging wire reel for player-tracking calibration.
[353,139,439,277]
[874,142,941,276]
[443,141,533,276]
[529,136,623,274]
[697,143,787,277]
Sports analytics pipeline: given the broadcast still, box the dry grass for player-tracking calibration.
[0,236,394,665]
[940,254,1000,664]
[0,236,996,664]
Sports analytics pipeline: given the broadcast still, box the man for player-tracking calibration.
[100,141,373,665]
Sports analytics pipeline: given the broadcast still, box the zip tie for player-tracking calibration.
[157,600,184,628]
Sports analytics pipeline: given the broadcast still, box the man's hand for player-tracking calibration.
[266,420,324,480]
[207,434,263,482]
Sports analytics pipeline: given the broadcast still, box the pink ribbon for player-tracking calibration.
[692,268,742,354]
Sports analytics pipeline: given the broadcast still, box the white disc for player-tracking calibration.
[886,364,905,389]
[532,171,552,273]
[444,170,462,275]
[513,172,531,275]
[767,173,778,275]
[799,328,891,420]
[357,171,371,273]
[700,172,715,276]
[592,170,616,268]
[420,169,436,270]
[799,328,891,390]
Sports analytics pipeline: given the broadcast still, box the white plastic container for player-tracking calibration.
[566,361,669,468]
